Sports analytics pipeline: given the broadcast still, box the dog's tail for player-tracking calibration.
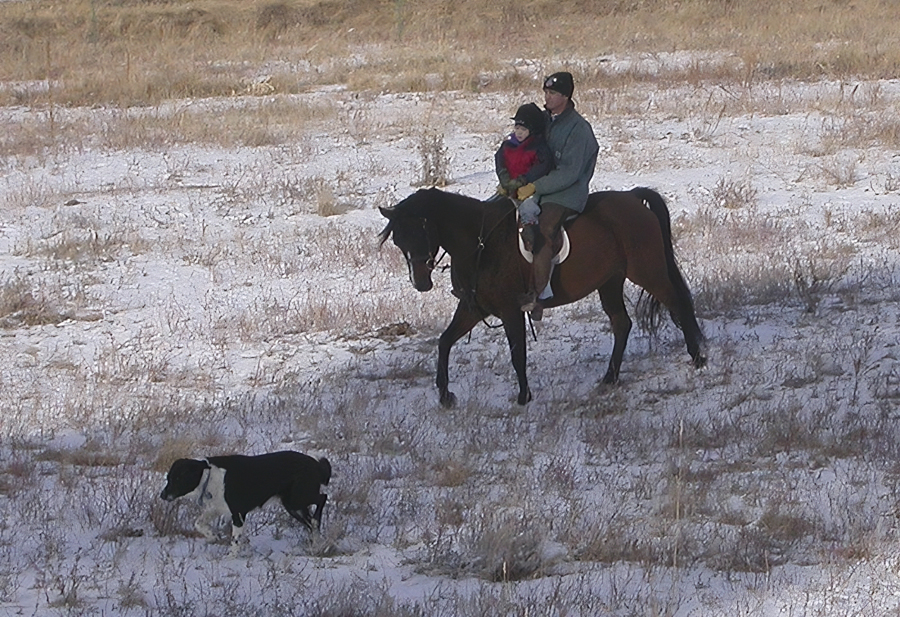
[318,457,332,486]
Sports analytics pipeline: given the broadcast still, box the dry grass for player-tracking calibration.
[0,98,336,158]
[0,275,73,327]
[707,177,758,210]
[2,0,900,109]
[417,130,452,187]
[3,2,900,616]
[4,1,900,166]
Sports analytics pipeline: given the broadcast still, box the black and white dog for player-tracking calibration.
[160,451,331,545]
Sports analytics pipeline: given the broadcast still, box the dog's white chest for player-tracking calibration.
[193,466,229,516]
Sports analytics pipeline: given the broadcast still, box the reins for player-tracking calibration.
[425,198,535,336]
[472,211,504,330]
[476,203,538,340]
[432,249,449,271]
[463,204,523,331]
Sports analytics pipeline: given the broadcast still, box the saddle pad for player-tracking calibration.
[518,227,570,265]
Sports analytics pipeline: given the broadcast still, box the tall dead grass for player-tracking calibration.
[2,0,899,108]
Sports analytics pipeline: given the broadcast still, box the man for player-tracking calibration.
[516,71,599,320]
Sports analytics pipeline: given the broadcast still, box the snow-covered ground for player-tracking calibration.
[1,73,899,615]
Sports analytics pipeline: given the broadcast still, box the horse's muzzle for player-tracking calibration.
[409,261,434,291]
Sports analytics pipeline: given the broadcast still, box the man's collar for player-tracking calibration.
[551,103,573,121]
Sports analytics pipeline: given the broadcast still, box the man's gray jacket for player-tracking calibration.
[533,103,599,213]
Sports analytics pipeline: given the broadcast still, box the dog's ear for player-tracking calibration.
[318,457,332,485]
[167,458,191,472]
[167,457,208,478]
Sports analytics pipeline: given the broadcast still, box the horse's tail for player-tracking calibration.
[631,187,704,343]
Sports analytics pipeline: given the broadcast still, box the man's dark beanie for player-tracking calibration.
[543,72,574,98]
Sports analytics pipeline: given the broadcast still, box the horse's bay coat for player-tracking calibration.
[380,188,705,406]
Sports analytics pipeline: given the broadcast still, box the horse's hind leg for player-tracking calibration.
[648,277,706,368]
[634,271,706,369]
[669,301,706,368]
[598,277,631,384]
[437,302,481,408]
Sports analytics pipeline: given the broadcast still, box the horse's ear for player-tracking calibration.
[379,206,394,219]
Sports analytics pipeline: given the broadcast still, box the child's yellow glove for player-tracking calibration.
[516,183,536,200]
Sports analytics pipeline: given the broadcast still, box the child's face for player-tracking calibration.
[513,124,530,142]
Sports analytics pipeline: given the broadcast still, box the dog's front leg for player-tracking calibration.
[194,510,218,541]
[227,513,246,557]
[287,507,313,530]
[227,530,242,558]
[195,524,215,540]
[313,494,327,530]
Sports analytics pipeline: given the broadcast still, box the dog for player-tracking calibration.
[160,450,331,545]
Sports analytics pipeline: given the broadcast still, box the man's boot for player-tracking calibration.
[520,223,538,253]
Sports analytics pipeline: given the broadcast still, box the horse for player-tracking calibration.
[379,187,706,407]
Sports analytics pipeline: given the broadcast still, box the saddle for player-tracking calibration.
[517,214,575,265]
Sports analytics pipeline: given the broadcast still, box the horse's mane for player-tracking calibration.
[377,220,394,245]
[379,188,514,244]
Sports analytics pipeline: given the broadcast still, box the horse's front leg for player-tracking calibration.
[501,310,531,405]
[437,302,481,408]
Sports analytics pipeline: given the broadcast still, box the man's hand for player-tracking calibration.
[496,185,507,196]
[517,183,536,200]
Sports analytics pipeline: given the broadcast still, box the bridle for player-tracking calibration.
[403,217,443,275]
[399,204,524,331]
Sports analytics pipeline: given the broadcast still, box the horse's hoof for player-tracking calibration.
[601,372,619,385]
[440,391,457,408]
[693,355,708,369]
[517,389,532,405]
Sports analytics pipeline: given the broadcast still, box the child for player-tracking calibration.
[494,102,552,202]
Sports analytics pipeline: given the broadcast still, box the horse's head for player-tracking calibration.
[379,195,440,292]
